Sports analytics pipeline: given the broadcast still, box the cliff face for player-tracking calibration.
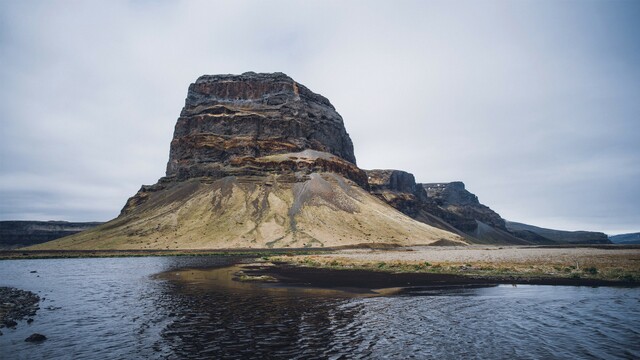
[165,72,362,184]
[0,221,102,249]
[366,169,610,245]
[366,170,528,244]
[422,182,506,231]
[31,73,462,250]
[366,170,456,232]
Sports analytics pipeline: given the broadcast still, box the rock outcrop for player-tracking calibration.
[165,72,363,185]
[366,171,531,244]
[31,73,463,250]
[420,182,544,244]
[422,182,506,231]
[0,221,102,249]
[366,170,467,238]
[366,170,611,245]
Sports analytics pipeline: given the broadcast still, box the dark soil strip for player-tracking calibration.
[248,265,637,292]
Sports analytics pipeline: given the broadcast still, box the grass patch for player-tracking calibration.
[268,254,639,284]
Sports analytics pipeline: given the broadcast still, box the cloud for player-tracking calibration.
[1,0,639,233]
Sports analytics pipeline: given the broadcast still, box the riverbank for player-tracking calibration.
[3,245,638,287]
[261,245,640,286]
[0,248,329,260]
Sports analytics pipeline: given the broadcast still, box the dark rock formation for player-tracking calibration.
[166,72,359,182]
[506,222,611,244]
[366,170,469,238]
[0,221,103,249]
[422,182,506,231]
[367,171,547,245]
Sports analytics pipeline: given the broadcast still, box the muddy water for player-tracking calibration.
[0,256,638,359]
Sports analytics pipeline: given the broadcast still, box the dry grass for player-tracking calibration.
[28,174,464,251]
[268,247,640,283]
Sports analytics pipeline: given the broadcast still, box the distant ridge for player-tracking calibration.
[609,232,640,244]
[0,220,103,249]
[506,221,611,244]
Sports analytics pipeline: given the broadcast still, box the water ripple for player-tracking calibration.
[1,258,638,359]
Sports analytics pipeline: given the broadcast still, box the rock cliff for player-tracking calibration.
[31,73,462,250]
[165,72,363,185]
[366,170,466,238]
[422,182,505,231]
[366,170,529,244]
[366,170,610,245]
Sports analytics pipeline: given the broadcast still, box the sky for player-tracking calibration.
[1,0,638,235]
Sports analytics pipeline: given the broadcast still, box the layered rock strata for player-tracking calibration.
[166,72,361,184]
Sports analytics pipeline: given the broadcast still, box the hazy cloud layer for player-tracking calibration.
[1,1,638,234]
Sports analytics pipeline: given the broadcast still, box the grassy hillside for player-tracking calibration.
[29,173,464,250]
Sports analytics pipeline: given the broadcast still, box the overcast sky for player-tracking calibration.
[1,1,638,234]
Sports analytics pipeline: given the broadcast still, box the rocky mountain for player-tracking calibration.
[30,73,463,250]
[367,170,533,244]
[366,170,468,238]
[0,221,102,249]
[366,170,611,245]
[505,221,611,244]
[422,182,546,244]
[609,233,640,244]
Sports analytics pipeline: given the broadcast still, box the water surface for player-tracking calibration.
[1,256,638,359]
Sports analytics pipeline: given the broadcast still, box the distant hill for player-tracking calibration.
[505,221,611,244]
[609,233,640,244]
[0,221,103,249]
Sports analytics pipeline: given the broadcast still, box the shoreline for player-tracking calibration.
[262,245,640,287]
[154,260,639,298]
[245,263,637,291]
[0,248,330,260]
[2,245,638,287]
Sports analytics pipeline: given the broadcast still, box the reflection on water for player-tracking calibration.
[155,265,361,359]
[1,256,639,359]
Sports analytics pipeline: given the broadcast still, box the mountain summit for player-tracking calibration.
[33,73,463,250]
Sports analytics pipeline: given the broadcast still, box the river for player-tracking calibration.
[1,256,638,359]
